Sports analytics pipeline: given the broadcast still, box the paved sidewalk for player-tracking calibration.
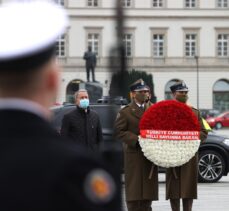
[122,173,229,211]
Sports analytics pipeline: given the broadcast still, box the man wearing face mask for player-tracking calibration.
[114,79,158,211]
[166,81,208,211]
[61,89,103,151]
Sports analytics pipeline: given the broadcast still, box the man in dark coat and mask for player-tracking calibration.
[61,89,103,152]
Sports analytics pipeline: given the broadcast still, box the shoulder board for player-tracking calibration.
[121,105,129,110]
[191,107,198,111]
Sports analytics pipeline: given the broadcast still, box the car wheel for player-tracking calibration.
[198,150,225,183]
[215,122,222,130]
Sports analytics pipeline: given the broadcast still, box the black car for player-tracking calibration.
[50,104,229,183]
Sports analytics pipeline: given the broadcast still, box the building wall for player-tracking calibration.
[2,0,227,109]
[153,71,229,108]
[67,0,220,9]
[56,0,229,109]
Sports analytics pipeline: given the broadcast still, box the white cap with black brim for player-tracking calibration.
[0,0,69,71]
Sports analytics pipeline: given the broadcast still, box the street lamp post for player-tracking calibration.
[194,55,199,110]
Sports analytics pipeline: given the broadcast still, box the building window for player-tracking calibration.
[185,0,196,8]
[56,34,66,57]
[152,0,163,7]
[122,0,132,7]
[217,34,229,57]
[185,34,197,57]
[217,0,228,8]
[213,79,229,112]
[88,0,98,7]
[153,34,165,57]
[87,33,99,56]
[123,34,132,57]
[54,0,64,6]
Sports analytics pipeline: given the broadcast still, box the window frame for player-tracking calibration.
[151,28,168,58]
[84,27,103,57]
[183,28,200,58]
[152,0,167,8]
[216,0,229,8]
[56,34,67,58]
[123,28,135,57]
[54,0,65,6]
[87,0,101,7]
[215,28,229,58]
[184,0,199,8]
[122,0,134,8]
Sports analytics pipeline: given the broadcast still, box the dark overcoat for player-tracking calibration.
[114,101,158,202]
[60,106,103,152]
[166,107,208,200]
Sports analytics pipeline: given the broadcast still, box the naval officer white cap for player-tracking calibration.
[0,0,69,71]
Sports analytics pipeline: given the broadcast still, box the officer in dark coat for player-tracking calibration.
[61,89,103,151]
[114,79,158,211]
[83,46,97,82]
[166,81,208,211]
[0,2,120,210]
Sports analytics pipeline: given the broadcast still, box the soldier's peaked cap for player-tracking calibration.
[0,1,69,72]
[170,81,189,92]
[130,79,149,92]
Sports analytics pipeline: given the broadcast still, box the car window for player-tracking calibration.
[225,114,229,118]
[218,112,229,118]
[50,106,75,129]
[90,104,121,129]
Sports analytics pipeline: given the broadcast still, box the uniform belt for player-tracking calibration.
[172,167,178,179]
[148,164,155,179]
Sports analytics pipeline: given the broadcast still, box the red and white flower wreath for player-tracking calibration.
[139,100,201,168]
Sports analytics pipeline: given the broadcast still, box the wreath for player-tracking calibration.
[139,100,201,168]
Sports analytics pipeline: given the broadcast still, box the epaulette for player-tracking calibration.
[121,105,129,110]
[191,106,198,111]
[187,103,197,111]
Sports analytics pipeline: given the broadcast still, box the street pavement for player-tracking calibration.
[213,128,229,136]
[121,128,229,211]
[122,173,229,211]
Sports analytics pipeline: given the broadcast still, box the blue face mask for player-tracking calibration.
[79,99,89,109]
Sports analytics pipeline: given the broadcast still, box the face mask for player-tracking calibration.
[176,95,188,103]
[135,92,149,104]
[79,99,89,109]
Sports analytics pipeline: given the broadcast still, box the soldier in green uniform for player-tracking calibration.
[167,81,208,211]
[114,79,158,211]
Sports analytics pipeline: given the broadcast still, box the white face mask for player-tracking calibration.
[79,99,89,109]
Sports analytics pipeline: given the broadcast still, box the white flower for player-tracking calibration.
[138,137,200,168]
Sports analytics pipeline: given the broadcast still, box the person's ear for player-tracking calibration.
[45,59,60,99]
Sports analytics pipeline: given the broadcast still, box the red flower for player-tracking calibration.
[140,100,200,131]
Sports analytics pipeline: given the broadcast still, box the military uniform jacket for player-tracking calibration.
[166,107,208,200]
[114,101,158,201]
